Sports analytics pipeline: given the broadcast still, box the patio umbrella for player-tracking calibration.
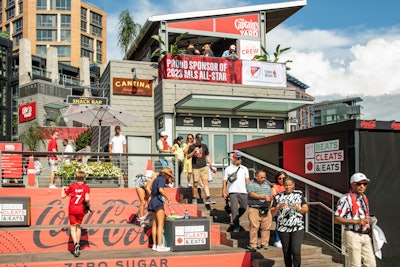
[63,105,139,153]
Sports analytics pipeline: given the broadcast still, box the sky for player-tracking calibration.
[92,0,400,121]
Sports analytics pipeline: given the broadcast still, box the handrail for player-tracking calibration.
[236,150,343,252]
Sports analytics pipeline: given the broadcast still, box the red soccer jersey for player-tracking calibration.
[64,182,91,215]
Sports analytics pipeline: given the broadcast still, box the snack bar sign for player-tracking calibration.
[305,139,344,174]
[0,197,30,226]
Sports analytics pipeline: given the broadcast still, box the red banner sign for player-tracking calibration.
[168,13,259,37]
[159,54,242,84]
[18,102,36,123]
[0,142,23,178]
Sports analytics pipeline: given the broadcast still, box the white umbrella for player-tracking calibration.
[63,105,139,152]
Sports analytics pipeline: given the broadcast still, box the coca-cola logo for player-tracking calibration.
[234,18,259,37]
[360,120,376,129]
[33,199,149,249]
[391,121,400,130]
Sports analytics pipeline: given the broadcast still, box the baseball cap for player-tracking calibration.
[350,173,370,183]
[232,152,242,159]
[161,168,175,178]
[177,136,183,141]
[195,133,203,140]
[160,131,168,137]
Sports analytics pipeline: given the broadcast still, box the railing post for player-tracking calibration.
[305,183,309,233]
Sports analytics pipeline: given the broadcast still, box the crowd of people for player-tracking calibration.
[55,127,378,265]
[186,43,238,59]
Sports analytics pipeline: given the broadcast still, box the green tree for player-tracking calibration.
[74,129,92,151]
[19,121,45,151]
[254,44,293,70]
[117,9,141,59]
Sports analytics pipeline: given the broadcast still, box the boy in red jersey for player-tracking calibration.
[61,170,90,257]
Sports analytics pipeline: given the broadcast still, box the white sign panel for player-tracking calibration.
[305,139,344,174]
[238,39,261,60]
[242,60,287,87]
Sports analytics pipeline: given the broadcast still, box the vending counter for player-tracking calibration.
[164,217,210,252]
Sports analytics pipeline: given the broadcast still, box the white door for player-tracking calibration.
[127,136,152,188]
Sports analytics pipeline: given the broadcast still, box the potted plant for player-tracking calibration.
[56,160,122,187]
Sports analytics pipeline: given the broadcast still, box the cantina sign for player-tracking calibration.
[113,78,153,97]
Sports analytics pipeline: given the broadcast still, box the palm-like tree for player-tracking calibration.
[151,32,188,60]
[254,44,293,70]
[117,10,141,59]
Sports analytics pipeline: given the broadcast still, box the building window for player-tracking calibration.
[51,0,71,11]
[13,18,23,32]
[81,35,93,49]
[96,53,102,63]
[37,29,57,41]
[36,0,47,10]
[81,48,93,61]
[60,14,70,28]
[37,14,57,27]
[6,0,15,7]
[81,7,87,20]
[18,2,23,13]
[36,45,47,57]
[90,11,102,26]
[56,45,71,57]
[6,7,15,20]
[90,25,102,37]
[12,33,22,46]
[60,30,70,42]
[81,20,87,32]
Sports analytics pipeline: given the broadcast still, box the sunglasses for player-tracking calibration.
[354,182,368,186]
[278,177,285,180]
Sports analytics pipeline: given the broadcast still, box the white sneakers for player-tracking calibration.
[274,241,282,248]
[49,184,57,188]
[155,245,170,252]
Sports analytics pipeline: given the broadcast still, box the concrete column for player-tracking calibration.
[47,46,58,83]
[19,38,32,85]
[80,57,91,96]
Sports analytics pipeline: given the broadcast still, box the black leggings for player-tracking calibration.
[278,229,304,267]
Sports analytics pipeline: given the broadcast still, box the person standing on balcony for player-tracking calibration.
[109,125,128,187]
[61,170,90,257]
[48,130,61,188]
[334,173,376,267]
[271,176,309,267]
[222,44,239,60]
[186,43,200,55]
[156,131,171,168]
[202,44,214,57]
[222,152,250,232]
[246,170,273,252]
[187,133,216,205]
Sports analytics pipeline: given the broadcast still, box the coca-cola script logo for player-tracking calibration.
[33,199,149,249]
[234,18,259,37]
[391,121,400,130]
[360,120,377,129]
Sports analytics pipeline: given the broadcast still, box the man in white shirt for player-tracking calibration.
[109,126,128,187]
[62,139,74,164]
[222,152,250,232]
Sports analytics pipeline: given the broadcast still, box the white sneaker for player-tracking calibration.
[156,245,170,252]
[187,183,192,188]
[49,184,57,188]
[152,245,158,251]
[199,183,204,188]
[274,241,282,248]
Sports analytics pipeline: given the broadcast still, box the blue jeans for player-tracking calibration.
[159,159,169,168]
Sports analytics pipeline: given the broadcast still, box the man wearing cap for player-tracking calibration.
[156,131,172,168]
[187,133,216,204]
[109,126,128,187]
[334,172,376,267]
[222,152,250,232]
